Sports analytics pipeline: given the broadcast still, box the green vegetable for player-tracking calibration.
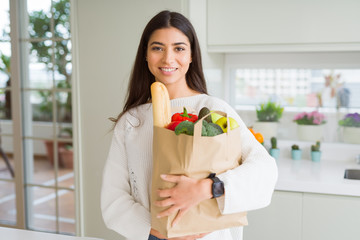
[198,107,212,123]
[175,121,195,136]
[174,120,223,136]
[202,120,223,136]
[270,137,277,149]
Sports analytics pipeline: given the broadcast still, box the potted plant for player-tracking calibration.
[59,144,73,169]
[291,144,302,160]
[310,141,321,162]
[338,112,360,144]
[293,110,326,141]
[269,137,280,160]
[253,101,284,139]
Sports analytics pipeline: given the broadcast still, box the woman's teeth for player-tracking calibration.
[161,68,176,72]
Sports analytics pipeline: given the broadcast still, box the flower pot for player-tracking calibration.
[253,121,278,140]
[269,148,280,160]
[59,147,73,169]
[291,149,302,160]
[44,140,66,167]
[311,151,321,162]
[342,127,360,144]
[297,124,324,142]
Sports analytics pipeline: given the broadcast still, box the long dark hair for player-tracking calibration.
[111,10,207,123]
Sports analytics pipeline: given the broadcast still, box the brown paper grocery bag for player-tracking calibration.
[151,111,248,238]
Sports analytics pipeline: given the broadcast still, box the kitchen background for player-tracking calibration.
[0,0,359,240]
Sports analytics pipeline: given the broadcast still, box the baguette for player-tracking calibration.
[151,82,171,127]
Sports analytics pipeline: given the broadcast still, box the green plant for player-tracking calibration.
[311,141,321,152]
[338,113,360,128]
[270,137,277,149]
[256,101,284,122]
[291,144,300,150]
[293,111,326,125]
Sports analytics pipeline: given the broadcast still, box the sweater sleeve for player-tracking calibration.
[101,118,151,239]
[215,102,278,215]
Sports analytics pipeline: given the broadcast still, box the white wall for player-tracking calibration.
[73,1,188,239]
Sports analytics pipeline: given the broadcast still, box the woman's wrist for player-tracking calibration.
[198,178,213,200]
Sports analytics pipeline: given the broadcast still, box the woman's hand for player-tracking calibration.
[155,174,213,227]
[168,232,210,240]
[150,228,210,240]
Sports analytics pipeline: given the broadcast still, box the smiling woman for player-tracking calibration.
[102,10,277,240]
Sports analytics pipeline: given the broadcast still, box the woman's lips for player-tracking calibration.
[160,67,177,74]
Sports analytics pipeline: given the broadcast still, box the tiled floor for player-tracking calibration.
[0,155,75,234]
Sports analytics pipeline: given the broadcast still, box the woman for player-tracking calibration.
[101,10,277,240]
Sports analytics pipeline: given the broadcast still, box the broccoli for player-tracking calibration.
[202,120,223,136]
[174,120,223,136]
[175,121,195,136]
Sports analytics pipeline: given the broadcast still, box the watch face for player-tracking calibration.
[213,181,224,198]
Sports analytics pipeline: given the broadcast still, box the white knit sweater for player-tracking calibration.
[101,94,278,240]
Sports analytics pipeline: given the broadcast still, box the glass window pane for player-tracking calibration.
[0,0,10,41]
[28,41,54,89]
[24,138,56,186]
[58,190,75,234]
[0,42,11,88]
[31,89,54,123]
[53,0,71,39]
[57,91,72,123]
[27,0,52,39]
[27,186,56,232]
[0,136,14,179]
[54,40,71,83]
[58,140,73,172]
[232,69,360,109]
[0,89,11,120]
[0,181,16,225]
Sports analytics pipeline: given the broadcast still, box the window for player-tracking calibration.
[231,68,360,109]
[225,52,360,112]
[0,0,75,235]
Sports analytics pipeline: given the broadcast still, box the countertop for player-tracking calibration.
[0,227,103,240]
[275,158,360,197]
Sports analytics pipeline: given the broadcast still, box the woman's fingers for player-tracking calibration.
[155,197,174,207]
[160,174,182,183]
[157,205,179,218]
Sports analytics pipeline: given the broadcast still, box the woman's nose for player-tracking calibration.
[162,50,174,64]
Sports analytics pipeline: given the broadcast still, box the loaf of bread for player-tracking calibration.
[151,82,171,127]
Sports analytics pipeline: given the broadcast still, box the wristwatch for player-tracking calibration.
[207,173,224,198]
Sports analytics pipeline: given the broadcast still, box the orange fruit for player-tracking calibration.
[248,127,255,134]
[254,132,264,143]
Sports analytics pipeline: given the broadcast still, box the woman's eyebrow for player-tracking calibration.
[149,41,188,46]
[150,41,164,46]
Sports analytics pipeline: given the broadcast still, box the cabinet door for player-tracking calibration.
[303,193,360,240]
[243,191,302,240]
[207,0,360,52]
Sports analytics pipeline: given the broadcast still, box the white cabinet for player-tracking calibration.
[207,0,360,52]
[243,191,302,240]
[244,191,360,240]
[302,193,360,240]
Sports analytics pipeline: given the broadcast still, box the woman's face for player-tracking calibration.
[146,27,192,87]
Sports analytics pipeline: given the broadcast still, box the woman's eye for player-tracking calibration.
[151,46,163,51]
[175,47,185,52]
